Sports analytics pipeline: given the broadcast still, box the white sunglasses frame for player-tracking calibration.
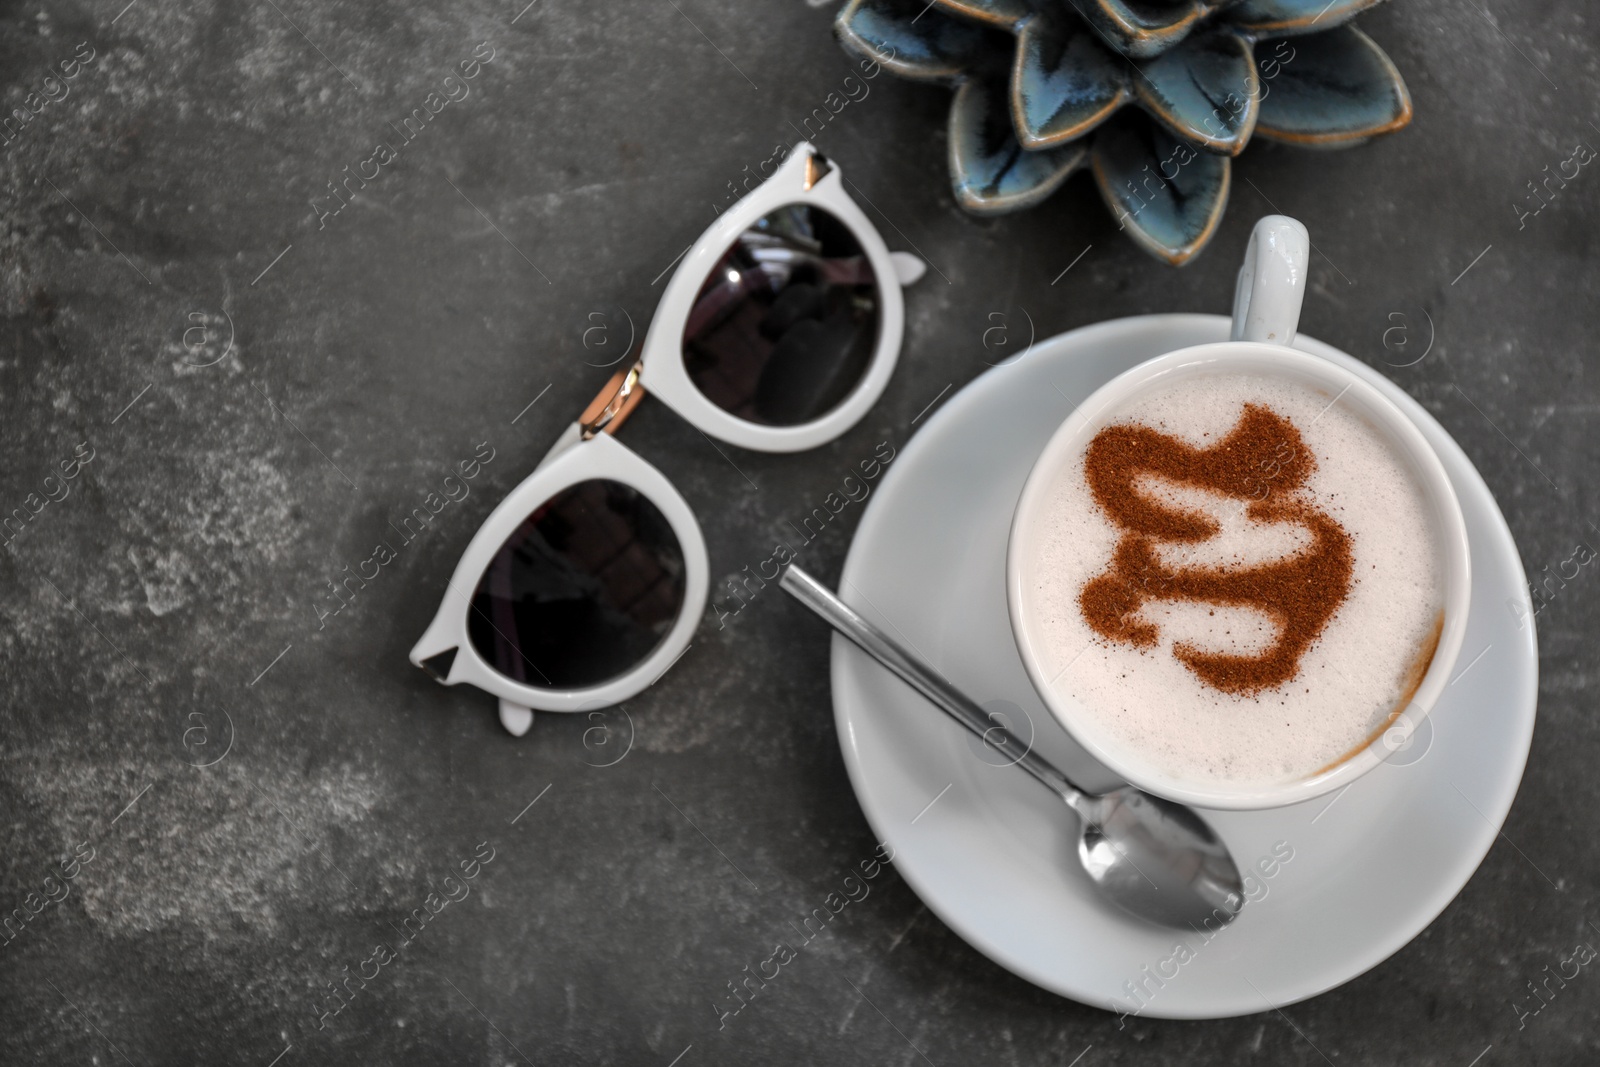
[637,143,925,451]
[409,143,926,735]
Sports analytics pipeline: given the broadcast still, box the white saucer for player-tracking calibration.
[832,314,1538,1018]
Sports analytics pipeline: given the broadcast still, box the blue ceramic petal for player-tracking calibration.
[835,0,989,82]
[932,0,1036,30]
[1011,13,1130,148]
[1065,0,1211,59]
[1254,26,1411,146]
[1227,0,1385,37]
[1134,30,1259,155]
[1091,111,1231,264]
[950,76,1088,214]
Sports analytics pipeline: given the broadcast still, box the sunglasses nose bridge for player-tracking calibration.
[579,357,647,440]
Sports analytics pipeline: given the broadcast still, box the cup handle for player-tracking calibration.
[1230,215,1310,344]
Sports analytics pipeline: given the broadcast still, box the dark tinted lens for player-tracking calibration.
[683,204,880,427]
[468,479,686,689]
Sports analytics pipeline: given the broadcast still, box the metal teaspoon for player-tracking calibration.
[781,564,1245,930]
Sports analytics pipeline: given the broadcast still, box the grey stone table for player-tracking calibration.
[2,1,1596,1063]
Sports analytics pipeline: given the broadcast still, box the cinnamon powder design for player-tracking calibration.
[1078,403,1353,695]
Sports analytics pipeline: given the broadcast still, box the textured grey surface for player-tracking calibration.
[1,0,1597,1063]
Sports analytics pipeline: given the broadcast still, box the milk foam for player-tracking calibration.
[1026,373,1443,788]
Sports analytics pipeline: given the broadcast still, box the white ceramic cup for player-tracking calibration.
[1007,216,1473,811]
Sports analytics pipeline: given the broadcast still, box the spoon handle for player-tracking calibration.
[781,565,1087,808]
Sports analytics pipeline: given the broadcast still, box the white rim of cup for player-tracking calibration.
[1006,341,1473,811]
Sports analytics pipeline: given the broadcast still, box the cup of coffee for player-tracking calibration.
[1007,216,1472,811]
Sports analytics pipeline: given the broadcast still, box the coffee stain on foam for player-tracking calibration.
[1309,609,1446,779]
[1396,610,1446,707]
[22,755,421,942]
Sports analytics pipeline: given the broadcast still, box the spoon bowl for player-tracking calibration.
[1077,786,1243,929]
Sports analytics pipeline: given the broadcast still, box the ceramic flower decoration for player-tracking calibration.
[835,0,1412,264]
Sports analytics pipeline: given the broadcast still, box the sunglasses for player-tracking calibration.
[409,143,927,735]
